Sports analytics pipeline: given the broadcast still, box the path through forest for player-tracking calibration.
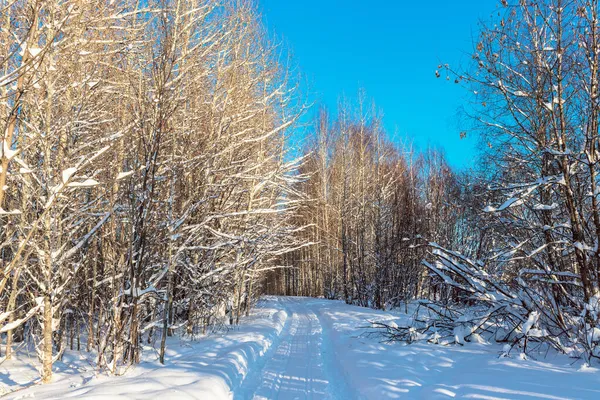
[235,297,352,400]
[4,297,600,399]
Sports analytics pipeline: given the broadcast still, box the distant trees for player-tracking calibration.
[0,0,305,382]
[266,98,464,310]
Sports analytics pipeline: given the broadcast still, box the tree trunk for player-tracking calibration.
[41,295,53,383]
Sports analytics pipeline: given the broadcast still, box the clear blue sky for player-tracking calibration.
[259,0,499,169]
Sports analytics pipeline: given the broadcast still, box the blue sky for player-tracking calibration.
[259,0,499,169]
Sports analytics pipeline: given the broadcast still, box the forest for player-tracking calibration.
[3,0,600,388]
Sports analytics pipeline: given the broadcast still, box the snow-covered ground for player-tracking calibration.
[3,296,600,399]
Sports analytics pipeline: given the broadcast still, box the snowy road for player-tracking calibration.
[235,297,351,400]
[4,296,600,399]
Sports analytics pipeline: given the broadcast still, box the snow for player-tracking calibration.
[0,311,12,323]
[574,241,596,252]
[0,302,42,334]
[2,141,18,160]
[521,311,539,335]
[28,47,42,57]
[117,171,134,180]
[1,300,289,399]
[534,202,558,211]
[587,328,600,346]
[453,324,473,345]
[3,297,600,399]
[484,196,523,213]
[67,178,100,188]
[0,208,21,215]
[122,285,159,298]
[483,205,496,213]
[61,167,77,183]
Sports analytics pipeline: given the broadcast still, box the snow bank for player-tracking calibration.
[1,300,288,400]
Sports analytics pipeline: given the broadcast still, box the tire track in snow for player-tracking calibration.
[234,297,346,400]
[308,300,357,400]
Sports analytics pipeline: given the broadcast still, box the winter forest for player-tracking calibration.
[4,0,600,399]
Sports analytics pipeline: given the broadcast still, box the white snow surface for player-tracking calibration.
[3,296,600,399]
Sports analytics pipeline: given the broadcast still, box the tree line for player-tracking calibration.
[0,0,308,382]
[275,0,600,363]
[265,101,469,310]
